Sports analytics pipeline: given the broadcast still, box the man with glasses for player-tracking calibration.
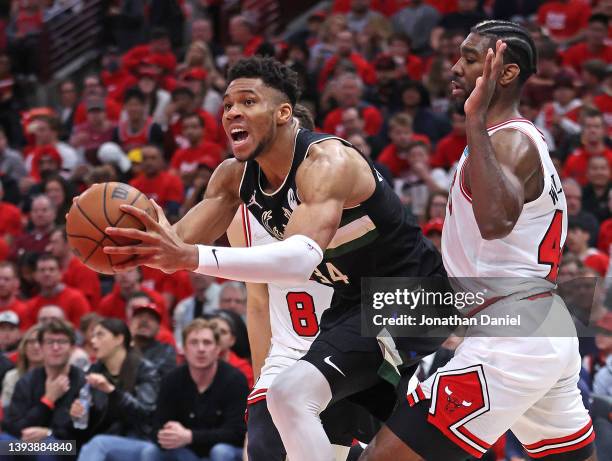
[1,318,85,451]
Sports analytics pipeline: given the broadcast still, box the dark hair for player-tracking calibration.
[583,59,607,81]
[589,13,609,27]
[79,312,102,334]
[36,253,60,270]
[38,318,76,345]
[398,79,431,108]
[181,112,205,127]
[42,174,75,211]
[124,87,146,104]
[36,115,61,133]
[51,225,67,242]
[171,86,195,99]
[389,33,412,48]
[151,27,169,41]
[293,104,315,130]
[537,40,559,62]
[98,318,132,350]
[471,20,537,84]
[228,56,301,107]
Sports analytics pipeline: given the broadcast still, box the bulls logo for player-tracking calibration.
[444,385,473,413]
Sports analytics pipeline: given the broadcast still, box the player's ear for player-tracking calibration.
[499,63,521,87]
[277,102,293,125]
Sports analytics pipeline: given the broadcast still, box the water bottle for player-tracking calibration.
[72,384,91,429]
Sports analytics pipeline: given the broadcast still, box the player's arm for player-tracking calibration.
[463,39,541,240]
[226,208,271,380]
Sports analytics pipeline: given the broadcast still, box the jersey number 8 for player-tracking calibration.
[286,292,319,337]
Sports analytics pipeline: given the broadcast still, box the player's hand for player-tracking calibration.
[103,200,199,273]
[464,40,507,120]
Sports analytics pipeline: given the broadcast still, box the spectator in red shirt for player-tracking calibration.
[98,268,170,328]
[563,108,612,185]
[73,74,122,125]
[537,0,591,45]
[0,183,22,242]
[387,33,425,82]
[170,113,222,188]
[46,227,101,309]
[229,15,264,57]
[130,144,184,219]
[13,195,56,260]
[563,14,612,74]
[431,108,466,170]
[323,73,383,137]
[178,67,223,121]
[25,254,91,329]
[70,97,116,165]
[378,112,431,177]
[112,87,164,152]
[593,65,612,135]
[168,86,222,148]
[318,29,377,92]
[582,155,611,223]
[566,215,610,276]
[0,262,27,327]
[122,28,177,76]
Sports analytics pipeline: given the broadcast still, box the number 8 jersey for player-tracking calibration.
[442,118,567,296]
[240,204,333,350]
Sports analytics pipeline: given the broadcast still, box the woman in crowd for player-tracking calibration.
[210,312,253,388]
[70,318,160,460]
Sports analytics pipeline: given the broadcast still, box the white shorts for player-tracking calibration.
[247,341,308,405]
[408,293,594,459]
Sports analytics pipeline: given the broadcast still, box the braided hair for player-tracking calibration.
[471,20,537,84]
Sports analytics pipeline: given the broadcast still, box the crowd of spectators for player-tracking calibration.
[0,0,610,460]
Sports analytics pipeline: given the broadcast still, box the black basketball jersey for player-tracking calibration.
[238,128,443,324]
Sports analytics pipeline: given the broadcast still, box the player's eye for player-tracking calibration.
[224,103,232,111]
[245,99,255,106]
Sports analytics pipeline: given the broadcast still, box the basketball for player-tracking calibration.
[66,182,158,274]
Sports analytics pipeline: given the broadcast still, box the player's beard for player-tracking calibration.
[239,124,275,163]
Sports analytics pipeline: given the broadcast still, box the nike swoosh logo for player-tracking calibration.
[211,249,220,269]
[323,356,345,377]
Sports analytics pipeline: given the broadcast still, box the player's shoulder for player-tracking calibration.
[208,157,246,191]
[302,138,358,170]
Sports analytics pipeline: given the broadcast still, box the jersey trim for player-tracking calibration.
[257,128,299,197]
[238,162,248,200]
[241,204,252,247]
[522,420,595,458]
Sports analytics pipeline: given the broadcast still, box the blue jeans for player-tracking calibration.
[140,442,243,461]
[77,434,152,461]
[0,433,66,461]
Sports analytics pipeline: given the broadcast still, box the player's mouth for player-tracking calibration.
[451,81,465,97]
[230,128,250,148]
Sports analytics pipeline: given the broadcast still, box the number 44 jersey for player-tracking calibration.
[442,118,568,297]
[239,204,333,350]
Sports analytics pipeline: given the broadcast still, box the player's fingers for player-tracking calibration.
[105,226,159,243]
[103,245,158,255]
[482,48,494,80]
[118,204,161,230]
[111,256,155,272]
[150,199,170,227]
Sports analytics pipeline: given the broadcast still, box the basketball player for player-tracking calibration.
[103,57,450,461]
[359,21,596,461]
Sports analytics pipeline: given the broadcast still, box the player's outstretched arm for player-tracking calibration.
[463,40,540,239]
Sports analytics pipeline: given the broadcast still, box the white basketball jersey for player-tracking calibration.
[239,205,333,350]
[442,119,567,297]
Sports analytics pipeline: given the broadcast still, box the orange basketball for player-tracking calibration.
[66,182,158,274]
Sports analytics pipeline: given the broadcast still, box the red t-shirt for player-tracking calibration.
[431,132,466,169]
[130,171,184,207]
[563,43,612,73]
[537,0,591,40]
[170,141,222,173]
[63,257,101,309]
[169,109,222,147]
[562,146,612,186]
[97,285,170,328]
[0,202,23,238]
[593,93,612,136]
[318,53,377,91]
[323,106,383,137]
[404,54,425,81]
[377,135,432,177]
[156,326,177,347]
[121,45,177,75]
[73,97,122,125]
[25,286,91,329]
[0,298,28,331]
[140,267,193,306]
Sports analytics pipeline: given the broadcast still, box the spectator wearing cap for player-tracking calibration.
[12,195,57,259]
[378,113,432,177]
[563,177,600,246]
[431,108,466,170]
[563,14,612,74]
[0,262,27,327]
[368,53,403,114]
[229,15,264,57]
[25,253,90,330]
[179,66,224,122]
[0,311,21,353]
[387,34,424,82]
[129,144,184,219]
[122,28,177,77]
[391,0,439,55]
[563,108,612,186]
[73,74,122,125]
[100,47,135,102]
[113,87,164,153]
[535,71,582,146]
[46,227,101,309]
[582,155,612,223]
[0,126,27,184]
[422,218,444,253]
[323,74,383,137]
[126,293,176,378]
[537,0,592,45]
[98,268,171,331]
[167,86,222,148]
[318,29,377,92]
[170,113,222,189]
[567,215,610,276]
[523,40,561,108]
[1,319,85,449]
[70,96,116,164]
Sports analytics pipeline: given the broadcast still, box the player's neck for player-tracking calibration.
[484,94,521,128]
[255,121,299,191]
